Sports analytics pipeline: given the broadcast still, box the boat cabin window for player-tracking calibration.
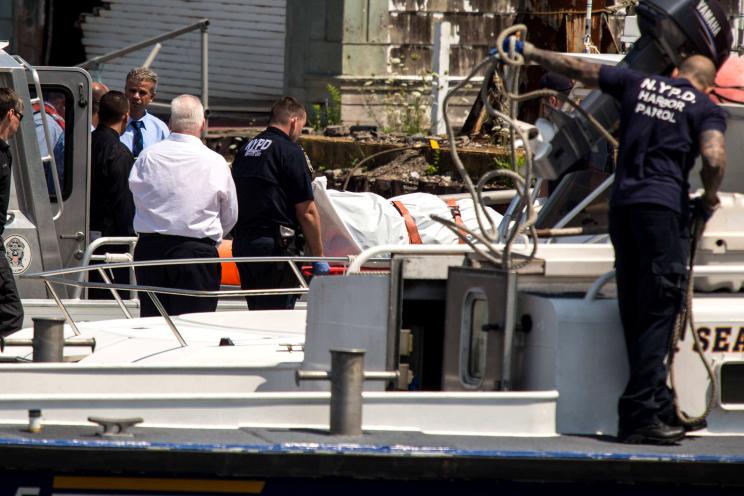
[29,85,73,201]
[720,362,744,407]
[461,291,488,387]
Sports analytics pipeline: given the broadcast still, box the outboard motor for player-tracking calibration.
[533,0,733,179]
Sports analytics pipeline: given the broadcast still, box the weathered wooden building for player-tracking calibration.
[5,1,743,126]
[77,0,625,125]
[285,0,623,127]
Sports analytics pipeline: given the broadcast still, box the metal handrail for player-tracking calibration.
[552,173,614,231]
[24,256,353,279]
[584,265,744,301]
[73,236,138,299]
[12,55,64,220]
[77,19,209,68]
[22,256,382,348]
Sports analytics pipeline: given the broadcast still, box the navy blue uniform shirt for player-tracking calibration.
[599,65,727,213]
[231,126,314,239]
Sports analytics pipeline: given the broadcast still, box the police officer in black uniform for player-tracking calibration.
[509,39,727,444]
[0,88,24,336]
[231,96,328,310]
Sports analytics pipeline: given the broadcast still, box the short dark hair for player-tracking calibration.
[539,72,574,95]
[269,96,306,125]
[0,88,21,120]
[98,91,129,126]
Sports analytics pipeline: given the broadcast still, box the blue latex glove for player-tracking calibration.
[312,261,331,276]
[502,36,525,55]
[692,196,717,223]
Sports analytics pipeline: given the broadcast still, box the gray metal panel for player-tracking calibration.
[0,54,63,298]
[33,67,92,271]
[0,58,92,299]
[80,0,287,104]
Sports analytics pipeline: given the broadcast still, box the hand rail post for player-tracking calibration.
[201,20,209,138]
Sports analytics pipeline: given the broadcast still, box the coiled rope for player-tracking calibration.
[669,212,718,427]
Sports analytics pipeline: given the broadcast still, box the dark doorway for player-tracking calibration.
[46,0,103,66]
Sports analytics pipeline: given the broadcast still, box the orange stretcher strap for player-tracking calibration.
[446,199,466,244]
[391,200,423,245]
[218,239,241,286]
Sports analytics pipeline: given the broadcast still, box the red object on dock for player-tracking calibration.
[712,55,744,104]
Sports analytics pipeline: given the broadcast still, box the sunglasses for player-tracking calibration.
[12,109,23,122]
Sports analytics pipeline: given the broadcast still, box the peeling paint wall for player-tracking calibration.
[285,1,344,109]
[357,0,617,78]
[62,0,742,121]
[332,0,618,127]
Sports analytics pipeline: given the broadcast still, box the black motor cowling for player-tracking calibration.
[637,0,732,69]
[533,0,732,180]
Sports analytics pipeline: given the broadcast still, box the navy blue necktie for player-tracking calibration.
[132,120,145,158]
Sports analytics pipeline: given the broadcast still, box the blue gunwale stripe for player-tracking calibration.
[0,436,742,464]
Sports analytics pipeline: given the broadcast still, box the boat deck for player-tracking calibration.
[0,424,742,489]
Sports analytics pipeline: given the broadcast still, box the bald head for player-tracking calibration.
[677,55,717,92]
[91,82,110,128]
[92,82,109,101]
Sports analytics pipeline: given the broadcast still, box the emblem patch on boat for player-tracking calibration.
[4,235,31,274]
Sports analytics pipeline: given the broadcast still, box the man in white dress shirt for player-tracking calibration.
[129,94,238,317]
[120,67,170,158]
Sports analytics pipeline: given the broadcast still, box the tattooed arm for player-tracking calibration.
[523,44,602,89]
[699,129,727,208]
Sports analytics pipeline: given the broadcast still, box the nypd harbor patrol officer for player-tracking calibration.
[231,96,328,310]
[507,38,727,445]
[0,88,24,336]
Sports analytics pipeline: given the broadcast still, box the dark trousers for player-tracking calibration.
[0,245,23,337]
[233,236,300,310]
[609,204,689,430]
[134,233,221,318]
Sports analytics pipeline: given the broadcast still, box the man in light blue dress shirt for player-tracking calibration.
[120,67,169,158]
[33,101,65,195]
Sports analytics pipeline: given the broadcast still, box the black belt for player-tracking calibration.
[138,232,217,246]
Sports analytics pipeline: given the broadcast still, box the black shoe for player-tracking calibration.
[618,420,685,445]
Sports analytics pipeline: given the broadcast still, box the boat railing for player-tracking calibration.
[22,256,360,346]
[25,243,476,348]
[73,236,139,299]
[585,265,744,301]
